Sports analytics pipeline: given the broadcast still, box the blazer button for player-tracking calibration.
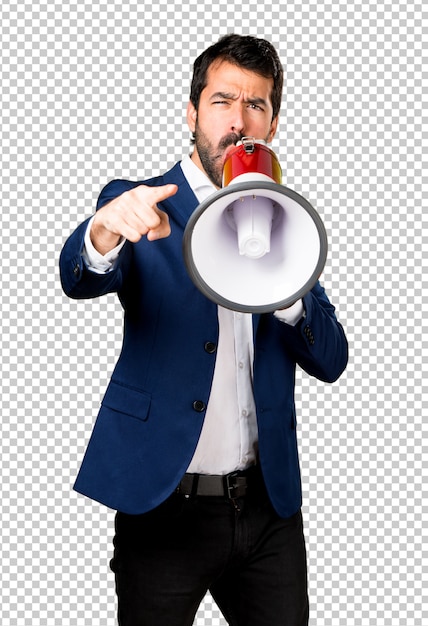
[192,400,206,412]
[304,325,315,345]
[73,264,81,277]
[204,341,217,354]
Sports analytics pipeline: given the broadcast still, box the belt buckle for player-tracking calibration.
[225,472,247,501]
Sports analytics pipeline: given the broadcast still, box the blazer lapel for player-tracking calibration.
[161,162,200,229]
[252,314,261,337]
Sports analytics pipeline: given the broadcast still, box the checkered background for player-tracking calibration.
[1,0,426,624]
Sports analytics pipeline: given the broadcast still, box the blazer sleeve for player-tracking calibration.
[59,180,136,300]
[275,281,348,383]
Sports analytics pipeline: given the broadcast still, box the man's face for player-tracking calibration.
[187,60,279,188]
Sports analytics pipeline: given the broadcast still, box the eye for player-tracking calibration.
[248,103,264,111]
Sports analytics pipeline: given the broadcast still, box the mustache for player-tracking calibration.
[218,133,243,152]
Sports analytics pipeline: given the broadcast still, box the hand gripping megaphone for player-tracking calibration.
[183,137,327,313]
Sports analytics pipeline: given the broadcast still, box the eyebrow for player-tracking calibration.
[209,91,268,108]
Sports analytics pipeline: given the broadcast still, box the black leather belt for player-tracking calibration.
[176,466,258,500]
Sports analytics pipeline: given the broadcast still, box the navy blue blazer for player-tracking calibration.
[60,162,348,518]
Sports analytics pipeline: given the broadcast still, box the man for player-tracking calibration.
[60,34,348,626]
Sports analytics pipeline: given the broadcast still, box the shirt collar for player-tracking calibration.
[180,154,217,203]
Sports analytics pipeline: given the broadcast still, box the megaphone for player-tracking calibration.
[183,137,327,313]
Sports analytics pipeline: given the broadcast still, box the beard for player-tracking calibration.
[193,121,243,188]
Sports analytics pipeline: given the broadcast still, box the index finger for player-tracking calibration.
[140,183,178,205]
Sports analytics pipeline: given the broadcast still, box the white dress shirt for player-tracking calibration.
[83,155,304,475]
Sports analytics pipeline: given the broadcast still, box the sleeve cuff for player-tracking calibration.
[273,299,305,326]
[82,215,126,274]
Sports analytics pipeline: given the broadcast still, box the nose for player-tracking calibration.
[229,105,246,135]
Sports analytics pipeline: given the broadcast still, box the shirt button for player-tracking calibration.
[241,409,248,417]
[192,400,206,413]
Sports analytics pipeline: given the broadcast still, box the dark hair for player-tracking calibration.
[190,34,284,121]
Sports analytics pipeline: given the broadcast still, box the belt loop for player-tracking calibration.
[191,474,199,498]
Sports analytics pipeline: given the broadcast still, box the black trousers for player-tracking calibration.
[110,472,309,626]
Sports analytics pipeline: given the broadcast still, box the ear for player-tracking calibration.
[187,101,198,134]
[266,115,279,144]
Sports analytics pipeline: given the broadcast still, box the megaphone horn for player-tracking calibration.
[183,137,328,313]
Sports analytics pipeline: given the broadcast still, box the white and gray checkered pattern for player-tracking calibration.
[1,0,426,624]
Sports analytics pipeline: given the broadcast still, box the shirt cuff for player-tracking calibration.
[273,299,305,326]
[82,215,126,274]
